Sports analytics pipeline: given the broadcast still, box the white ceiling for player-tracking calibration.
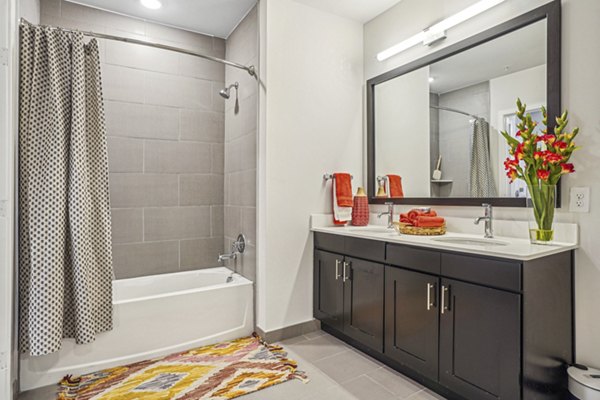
[429,19,546,94]
[66,0,257,38]
[292,0,403,23]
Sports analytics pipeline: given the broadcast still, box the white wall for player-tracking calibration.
[1,0,20,398]
[490,64,547,196]
[19,0,39,23]
[257,0,363,331]
[375,66,430,197]
[365,0,600,368]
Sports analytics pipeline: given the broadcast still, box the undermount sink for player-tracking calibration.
[431,237,509,247]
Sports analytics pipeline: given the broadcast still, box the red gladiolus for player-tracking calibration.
[540,134,556,144]
[537,169,550,181]
[504,157,518,171]
[544,152,563,164]
[515,130,522,137]
[553,141,568,151]
[533,151,544,160]
[507,169,518,182]
[561,163,575,174]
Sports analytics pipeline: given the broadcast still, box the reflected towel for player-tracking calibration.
[386,174,404,198]
[333,173,352,225]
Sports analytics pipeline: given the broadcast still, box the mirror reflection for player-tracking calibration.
[373,19,546,199]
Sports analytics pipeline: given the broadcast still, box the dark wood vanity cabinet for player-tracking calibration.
[385,266,439,381]
[439,278,521,400]
[313,250,384,352]
[314,232,573,400]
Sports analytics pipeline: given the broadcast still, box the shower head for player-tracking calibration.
[219,82,239,99]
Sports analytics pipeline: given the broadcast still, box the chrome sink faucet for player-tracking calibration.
[377,202,395,229]
[474,203,494,238]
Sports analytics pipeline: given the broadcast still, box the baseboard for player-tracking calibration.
[255,319,321,343]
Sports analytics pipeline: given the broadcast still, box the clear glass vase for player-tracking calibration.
[526,183,556,245]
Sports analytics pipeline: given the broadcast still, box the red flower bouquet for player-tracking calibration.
[501,99,579,243]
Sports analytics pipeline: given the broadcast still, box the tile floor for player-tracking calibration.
[18,330,447,400]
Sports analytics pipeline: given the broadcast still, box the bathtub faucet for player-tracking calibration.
[218,233,247,264]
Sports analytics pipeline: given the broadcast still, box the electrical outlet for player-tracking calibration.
[569,187,590,213]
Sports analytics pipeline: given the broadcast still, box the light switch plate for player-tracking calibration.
[569,187,590,213]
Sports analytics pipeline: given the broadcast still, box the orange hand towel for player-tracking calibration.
[332,173,353,225]
[407,208,437,224]
[387,174,404,198]
[400,213,411,224]
[413,216,445,228]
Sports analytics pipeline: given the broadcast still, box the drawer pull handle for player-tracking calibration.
[427,283,435,310]
[441,285,450,314]
[343,262,350,282]
[335,259,341,280]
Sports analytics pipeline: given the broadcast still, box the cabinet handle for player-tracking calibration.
[441,285,450,314]
[343,261,350,282]
[427,283,435,310]
[335,259,342,280]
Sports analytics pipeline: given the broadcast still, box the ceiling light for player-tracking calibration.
[377,0,506,62]
[428,77,435,83]
[140,0,162,10]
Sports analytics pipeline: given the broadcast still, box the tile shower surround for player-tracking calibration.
[224,6,258,283]
[40,0,232,279]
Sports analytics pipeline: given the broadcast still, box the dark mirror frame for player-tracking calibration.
[367,0,561,207]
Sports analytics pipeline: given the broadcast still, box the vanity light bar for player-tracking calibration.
[376,0,506,62]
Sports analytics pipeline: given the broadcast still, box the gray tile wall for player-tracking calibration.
[438,82,491,197]
[40,0,226,279]
[224,7,258,283]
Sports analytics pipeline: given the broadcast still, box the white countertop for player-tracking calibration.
[311,215,578,261]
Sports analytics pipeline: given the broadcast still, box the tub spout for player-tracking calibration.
[218,253,237,263]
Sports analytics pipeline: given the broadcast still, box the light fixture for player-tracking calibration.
[428,77,435,83]
[377,0,506,62]
[140,0,162,10]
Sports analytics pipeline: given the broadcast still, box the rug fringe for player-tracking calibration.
[252,332,310,383]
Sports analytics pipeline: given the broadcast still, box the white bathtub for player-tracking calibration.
[20,267,254,391]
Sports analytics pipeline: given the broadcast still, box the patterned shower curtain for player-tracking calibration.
[19,24,114,356]
[470,119,498,198]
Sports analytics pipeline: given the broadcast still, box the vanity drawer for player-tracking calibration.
[344,237,385,263]
[386,244,441,275]
[314,232,345,254]
[441,253,521,291]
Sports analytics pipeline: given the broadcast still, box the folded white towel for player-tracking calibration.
[384,176,391,198]
[333,178,352,223]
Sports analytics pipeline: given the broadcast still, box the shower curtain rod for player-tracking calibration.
[19,18,256,77]
[430,105,483,121]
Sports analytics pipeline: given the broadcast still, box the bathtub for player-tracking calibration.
[20,267,254,391]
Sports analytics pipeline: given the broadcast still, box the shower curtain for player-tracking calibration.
[19,24,114,356]
[470,119,498,198]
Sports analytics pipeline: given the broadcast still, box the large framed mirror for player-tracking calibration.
[367,0,561,207]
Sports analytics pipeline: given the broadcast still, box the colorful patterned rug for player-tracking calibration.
[57,334,307,399]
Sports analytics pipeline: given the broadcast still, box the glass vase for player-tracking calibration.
[526,183,556,245]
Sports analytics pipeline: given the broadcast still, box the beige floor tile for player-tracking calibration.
[343,375,397,400]
[285,333,350,363]
[366,366,424,398]
[314,347,382,384]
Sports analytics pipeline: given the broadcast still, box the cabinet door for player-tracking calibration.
[343,257,384,352]
[314,250,344,331]
[384,266,439,381]
[440,279,521,400]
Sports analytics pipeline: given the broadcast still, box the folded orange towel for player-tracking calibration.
[333,173,353,225]
[387,174,404,198]
[413,216,445,228]
[400,213,411,224]
[407,209,437,224]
